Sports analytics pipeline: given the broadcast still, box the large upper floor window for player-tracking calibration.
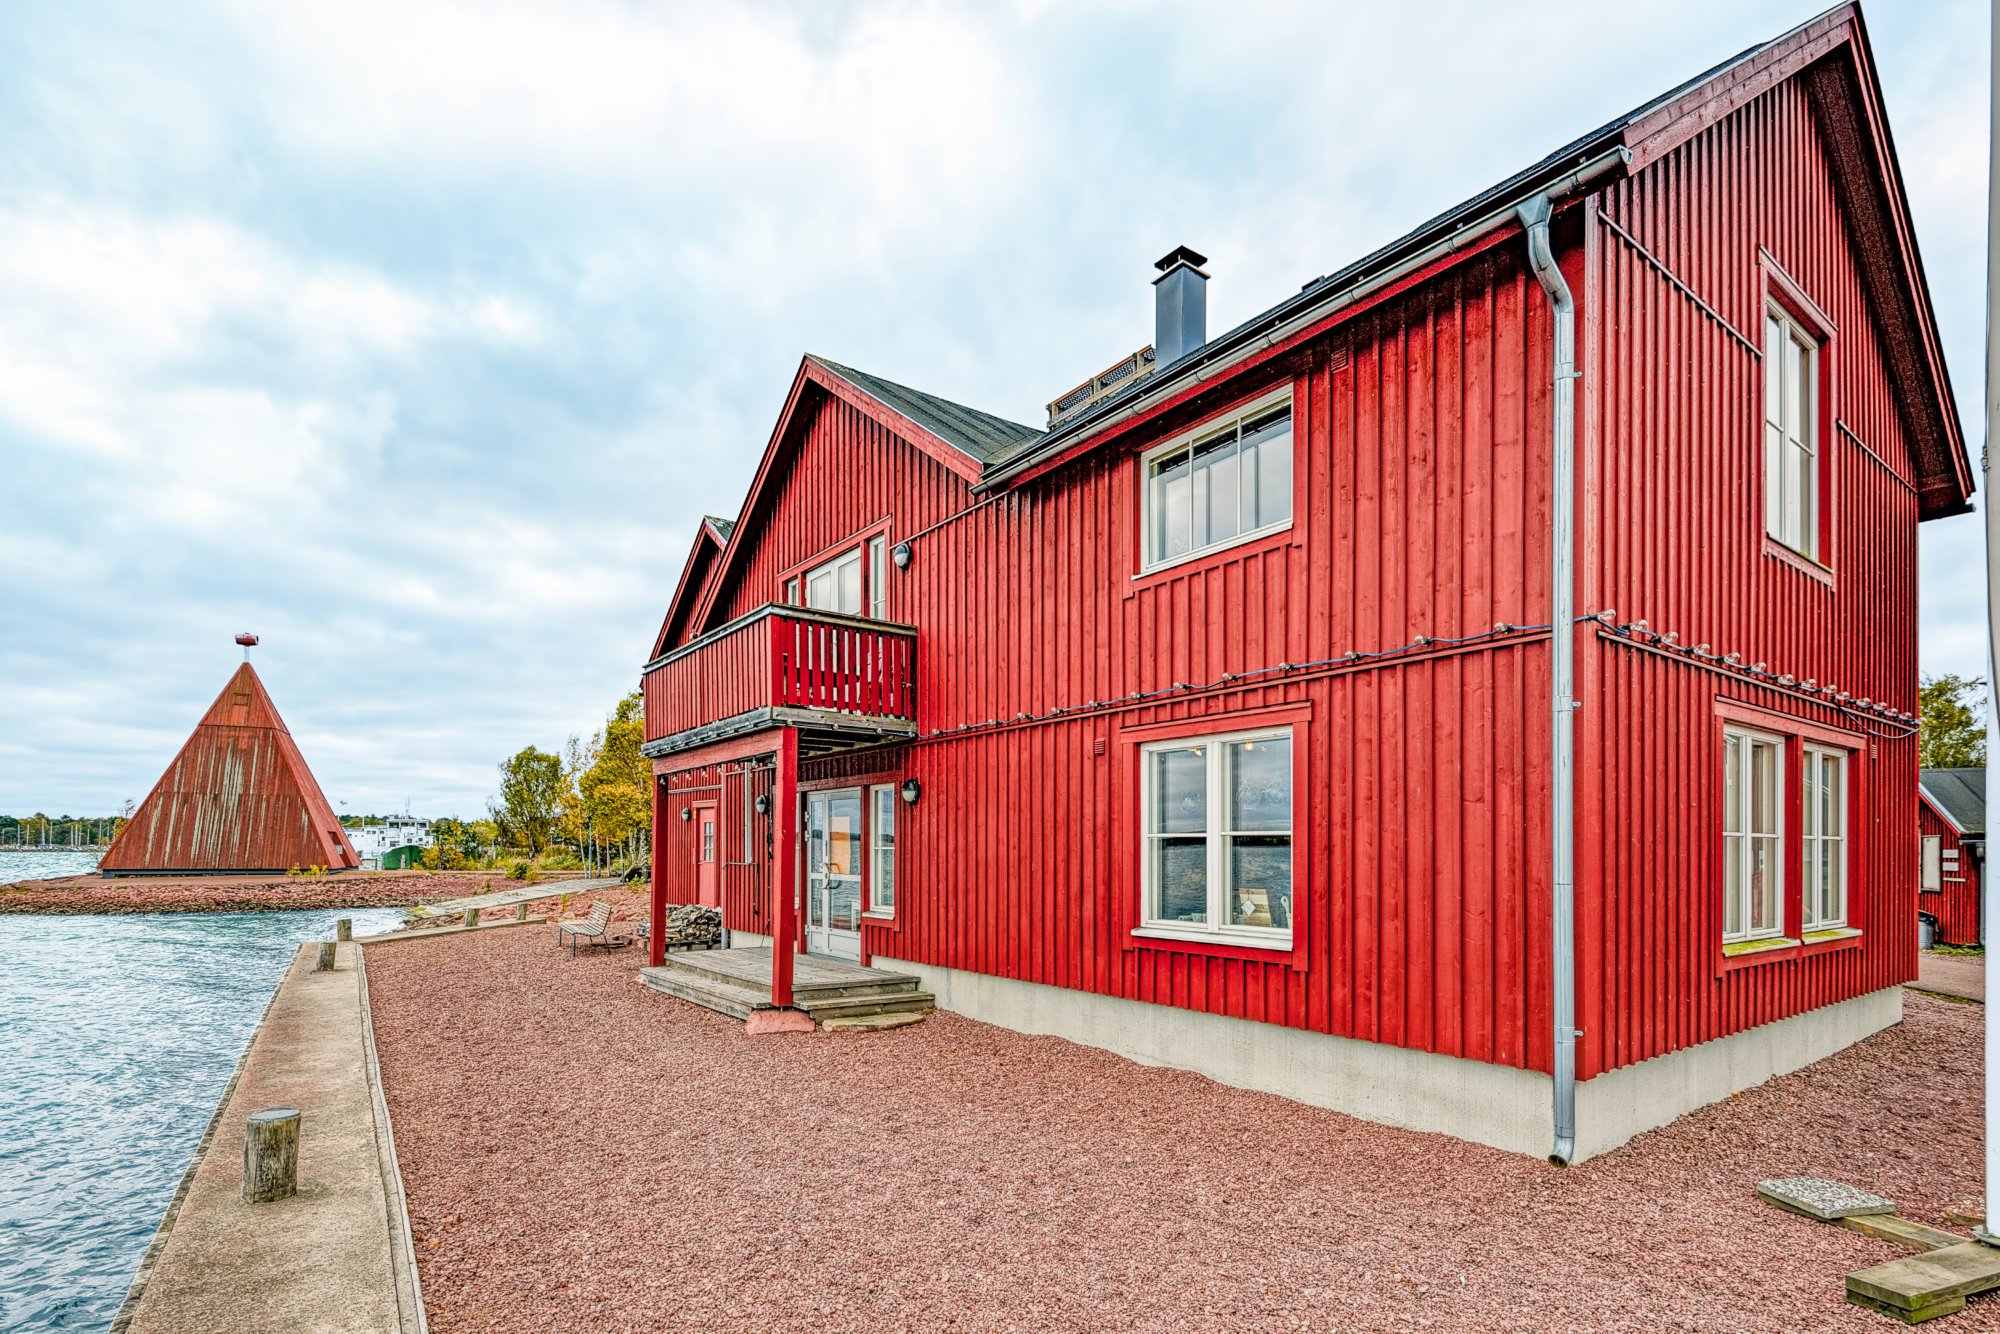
[1143,394,1293,569]
[1140,727,1293,946]
[784,533,889,618]
[1763,305,1819,559]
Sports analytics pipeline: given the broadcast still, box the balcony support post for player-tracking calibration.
[771,726,800,1008]
[648,771,668,968]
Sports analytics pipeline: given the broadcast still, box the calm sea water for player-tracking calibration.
[1,848,104,880]
[0,907,404,1331]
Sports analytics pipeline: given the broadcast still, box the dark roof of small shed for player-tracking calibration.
[1921,768,1986,837]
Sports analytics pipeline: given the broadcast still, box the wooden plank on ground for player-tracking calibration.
[1847,1242,2000,1323]
[1842,1215,1968,1253]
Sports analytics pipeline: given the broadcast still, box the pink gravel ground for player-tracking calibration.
[367,929,1998,1332]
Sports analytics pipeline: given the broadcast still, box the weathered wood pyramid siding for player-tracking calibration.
[100,663,359,875]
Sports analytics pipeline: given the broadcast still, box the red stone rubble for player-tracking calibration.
[365,928,1998,1332]
[3,870,496,914]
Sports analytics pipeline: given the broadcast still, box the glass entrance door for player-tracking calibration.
[805,789,862,960]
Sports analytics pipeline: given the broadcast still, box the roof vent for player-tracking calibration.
[1153,245,1209,366]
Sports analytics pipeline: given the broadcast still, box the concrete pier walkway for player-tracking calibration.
[116,941,422,1333]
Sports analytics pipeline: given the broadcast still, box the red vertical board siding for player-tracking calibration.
[1580,76,1922,1080]
[651,241,1559,1073]
[1918,798,1981,947]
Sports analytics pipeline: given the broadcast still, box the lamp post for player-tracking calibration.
[1981,5,1999,1245]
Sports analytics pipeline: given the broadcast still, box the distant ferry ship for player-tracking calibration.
[342,818,432,871]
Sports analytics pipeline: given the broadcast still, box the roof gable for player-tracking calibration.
[676,357,1005,641]
[648,518,732,660]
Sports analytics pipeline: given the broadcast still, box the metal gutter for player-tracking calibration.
[976,146,1631,492]
[1516,191,1581,1167]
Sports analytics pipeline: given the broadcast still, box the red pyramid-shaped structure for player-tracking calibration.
[101,662,359,876]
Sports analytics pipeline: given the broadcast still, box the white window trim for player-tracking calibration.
[1764,304,1819,561]
[1800,745,1847,932]
[1138,386,1295,575]
[865,783,896,919]
[1722,726,1786,946]
[1138,724,1294,949]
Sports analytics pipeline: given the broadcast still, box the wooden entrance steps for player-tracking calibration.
[639,946,934,1028]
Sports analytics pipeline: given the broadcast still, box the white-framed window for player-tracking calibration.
[1801,746,1846,931]
[1764,305,1818,558]
[1140,726,1293,946]
[784,576,800,605]
[803,547,863,614]
[1142,391,1293,570]
[868,783,896,916]
[1922,835,1943,891]
[1722,728,1785,943]
[868,536,887,620]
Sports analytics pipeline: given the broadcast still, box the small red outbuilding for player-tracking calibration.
[1918,768,1984,947]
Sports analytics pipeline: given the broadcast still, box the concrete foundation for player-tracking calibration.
[877,954,1904,1162]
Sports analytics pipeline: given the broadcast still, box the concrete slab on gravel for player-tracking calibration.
[1913,952,1985,1003]
[1760,1177,1896,1221]
[121,942,413,1334]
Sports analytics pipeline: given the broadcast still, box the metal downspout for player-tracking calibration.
[1518,192,1580,1166]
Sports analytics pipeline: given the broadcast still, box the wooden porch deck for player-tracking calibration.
[639,946,934,1029]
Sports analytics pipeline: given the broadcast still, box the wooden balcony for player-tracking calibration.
[641,605,916,759]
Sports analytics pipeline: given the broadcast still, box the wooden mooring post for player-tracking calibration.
[243,1107,300,1203]
[314,941,336,971]
[335,918,352,942]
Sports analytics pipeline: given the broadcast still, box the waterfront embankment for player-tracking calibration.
[115,939,423,1334]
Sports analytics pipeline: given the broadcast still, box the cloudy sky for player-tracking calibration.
[1,0,1987,817]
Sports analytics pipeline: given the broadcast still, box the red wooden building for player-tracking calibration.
[1918,768,1984,947]
[640,5,1972,1159]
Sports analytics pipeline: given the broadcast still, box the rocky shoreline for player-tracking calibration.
[0,870,592,915]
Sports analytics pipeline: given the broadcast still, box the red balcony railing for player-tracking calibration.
[643,605,916,748]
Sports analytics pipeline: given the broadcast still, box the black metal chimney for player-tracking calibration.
[1153,245,1209,366]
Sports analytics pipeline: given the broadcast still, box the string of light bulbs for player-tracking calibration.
[900,608,1922,745]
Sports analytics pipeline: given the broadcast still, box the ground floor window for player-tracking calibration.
[1720,716,1859,949]
[1721,727,1784,943]
[869,783,896,916]
[1801,746,1847,931]
[1141,726,1292,945]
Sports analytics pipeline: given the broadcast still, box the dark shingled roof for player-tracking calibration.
[809,356,1044,467]
[1921,768,1986,837]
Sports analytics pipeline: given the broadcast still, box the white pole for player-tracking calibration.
[1983,0,1999,1244]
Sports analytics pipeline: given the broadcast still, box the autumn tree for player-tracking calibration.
[1918,673,1988,769]
[581,691,651,854]
[492,746,564,855]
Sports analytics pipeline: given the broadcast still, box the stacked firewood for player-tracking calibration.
[663,905,723,949]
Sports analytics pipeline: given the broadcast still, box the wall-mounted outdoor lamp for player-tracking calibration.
[753,794,771,815]
[892,541,913,570]
[679,807,692,822]
[899,778,922,805]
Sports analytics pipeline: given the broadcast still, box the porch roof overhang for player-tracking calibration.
[641,707,916,763]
